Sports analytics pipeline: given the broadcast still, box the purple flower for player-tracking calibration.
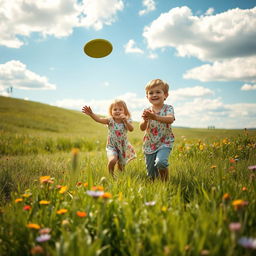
[86,190,104,198]
[145,201,156,206]
[36,234,51,243]
[238,237,256,249]
[248,165,256,171]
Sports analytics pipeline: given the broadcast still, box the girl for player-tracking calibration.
[140,79,175,181]
[82,99,136,175]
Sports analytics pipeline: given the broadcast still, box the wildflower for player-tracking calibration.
[118,192,123,201]
[242,187,247,191]
[229,222,241,232]
[23,205,32,211]
[248,165,256,171]
[86,190,104,198]
[15,198,23,203]
[161,206,167,212]
[76,211,87,218]
[145,201,156,206]
[72,148,79,155]
[40,176,53,184]
[200,250,210,255]
[199,144,204,151]
[62,219,69,226]
[76,182,82,186]
[27,223,41,230]
[36,234,51,243]
[31,245,44,255]
[84,182,88,187]
[39,200,50,205]
[238,237,256,249]
[92,185,104,191]
[102,192,112,199]
[229,158,236,164]
[57,208,68,215]
[39,228,51,235]
[232,200,249,210]
[210,165,217,169]
[222,193,231,201]
[59,186,68,194]
[22,192,32,198]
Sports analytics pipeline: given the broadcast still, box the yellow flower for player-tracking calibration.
[39,200,50,205]
[210,165,217,169]
[59,186,68,194]
[40,176,52,184]
[232,199,249,210]
[118,192,123,201]
[15,198,23,203]
[57,209,68,215]
[199,144,204,151]
[71,148,79,155]
[84,182,88,187]
[22,193,32,198]
[27,223,41,229]
[161,206,167,212]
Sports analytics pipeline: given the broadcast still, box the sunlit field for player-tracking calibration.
[0,97,256,256]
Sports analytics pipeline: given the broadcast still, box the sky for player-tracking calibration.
[0,0,256,129]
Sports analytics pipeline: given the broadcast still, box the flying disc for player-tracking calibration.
[83,39,113,58]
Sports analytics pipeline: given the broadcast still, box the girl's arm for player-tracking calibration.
[120,114,134,132]
[82,106,109,125]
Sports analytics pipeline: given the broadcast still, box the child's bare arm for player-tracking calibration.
[140,110,149,131]
[143,110,174,124]
[120,114,134,131]
[82,106,109,125]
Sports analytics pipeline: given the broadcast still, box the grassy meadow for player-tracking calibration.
[0,96,256,256]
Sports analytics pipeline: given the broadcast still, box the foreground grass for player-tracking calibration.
[0,133,255,256]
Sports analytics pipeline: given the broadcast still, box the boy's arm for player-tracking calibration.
[143,110,174,124]
[82,106,109,125]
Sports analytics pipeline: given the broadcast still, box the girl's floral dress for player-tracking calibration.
[106,118,136,166]
[143,104,175,154]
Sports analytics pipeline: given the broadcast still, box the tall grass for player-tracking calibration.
[0,133,255,256]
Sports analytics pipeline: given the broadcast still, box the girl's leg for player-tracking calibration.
[117,161,124,172]
[155,147,172,181]
[107,155,118,176]
[145,152,158,180]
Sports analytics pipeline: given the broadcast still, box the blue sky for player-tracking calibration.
[0,0,255,128]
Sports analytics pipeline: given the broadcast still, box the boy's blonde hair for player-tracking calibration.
[108,99,131,118]
[145,79,169,94]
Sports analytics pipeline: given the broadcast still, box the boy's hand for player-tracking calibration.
[82,106,93,116]
[143,110,157,120]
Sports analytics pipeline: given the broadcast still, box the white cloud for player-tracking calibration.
[0,60,56,91]
[184,57,256,82]
[143,6,256,61]
[148,52,158,59]
[171,86,214,101]
[0,0,124,48]
[79,0,124,30]
[139,0,156,16]
[241,83,256,91]
[124,39,144,54]
[52,88,256,129]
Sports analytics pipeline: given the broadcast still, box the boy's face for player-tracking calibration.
[146,85,168,106]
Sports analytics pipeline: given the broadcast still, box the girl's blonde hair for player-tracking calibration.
[108,99,131,118]
[145,79,169,94]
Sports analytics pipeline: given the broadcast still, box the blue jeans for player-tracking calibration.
[145,147,172,179]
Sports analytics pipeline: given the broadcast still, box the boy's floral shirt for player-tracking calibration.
[143,104,175,154]
[106,118,136,165]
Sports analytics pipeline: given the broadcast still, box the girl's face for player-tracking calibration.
[146,85,168,106]
[111,104,125,118]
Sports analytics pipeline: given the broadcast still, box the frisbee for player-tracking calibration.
[83,39,113,58]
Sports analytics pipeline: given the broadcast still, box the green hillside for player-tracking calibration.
[0,96,254,155]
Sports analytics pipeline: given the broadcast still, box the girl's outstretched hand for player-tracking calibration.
[82,106,93,116]
[120,114,128,122]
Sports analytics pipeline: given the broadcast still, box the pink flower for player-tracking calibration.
[229,222,241,232]
[248,165,256,171]
[151,127,158,136]
[115,130,121,137]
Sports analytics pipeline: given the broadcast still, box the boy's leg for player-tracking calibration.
[155,147,172,181]
[145,152,158,180]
